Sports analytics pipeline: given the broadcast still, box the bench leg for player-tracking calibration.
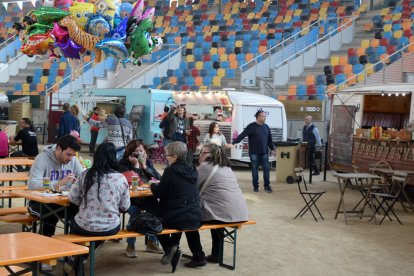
[218,227,238,270]
[90,241,95,276]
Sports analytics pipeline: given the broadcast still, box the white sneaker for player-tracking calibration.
[126,244,137,258]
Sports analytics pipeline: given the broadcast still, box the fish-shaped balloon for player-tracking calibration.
[31,6,71,25]
[96,37,129,67]
[21,32,55,56]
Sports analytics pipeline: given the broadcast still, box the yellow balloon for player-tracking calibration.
[69,2,94,30]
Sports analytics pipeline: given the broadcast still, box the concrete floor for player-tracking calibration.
[2,160,414,275]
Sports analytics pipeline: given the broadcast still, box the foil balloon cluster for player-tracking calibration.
[15,0,162,81]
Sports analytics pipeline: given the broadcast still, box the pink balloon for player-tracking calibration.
[130,0,144,18]
[50,22,68,43]
[141,7,155,21]
[54,0,73,11]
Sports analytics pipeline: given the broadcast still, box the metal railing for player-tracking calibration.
[238,15,356,88]
[328,40,414,95]
[116,44,184,88]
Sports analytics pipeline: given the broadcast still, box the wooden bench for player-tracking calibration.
[0,206,28,216]
[0,214,39,232]
[54,220,256,275]
[0,266,32,276]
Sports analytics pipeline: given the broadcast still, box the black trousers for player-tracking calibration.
[307,144,320,174]
[28,201,78,237]
[157,230,205,262]
[89,130,99,154]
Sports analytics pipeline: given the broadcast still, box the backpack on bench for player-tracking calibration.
[127,211,163,235]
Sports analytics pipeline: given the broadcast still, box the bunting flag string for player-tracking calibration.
[2,0,39,11]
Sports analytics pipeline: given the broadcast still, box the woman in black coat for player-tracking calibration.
[151,141,206,272]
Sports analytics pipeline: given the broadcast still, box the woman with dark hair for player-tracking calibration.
[151,141,205,273]
[9,118,39,170]
[184,143,248,267]
[167,104,190,143]
[118,140,163,257]
[87,105,133,160]
[202,122,231,148]
[66,142,130,272]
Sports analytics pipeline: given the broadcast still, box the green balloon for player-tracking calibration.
[31,7,70,25]
[83,159,92,169]
[27,23,53,36]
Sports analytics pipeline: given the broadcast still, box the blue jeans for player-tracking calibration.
[249,153,271,189]
[126,205,158,246]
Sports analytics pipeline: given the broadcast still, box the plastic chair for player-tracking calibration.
[292,167,326,222]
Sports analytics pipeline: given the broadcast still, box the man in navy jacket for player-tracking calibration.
[57,103,79,139]
[232,109,275,193]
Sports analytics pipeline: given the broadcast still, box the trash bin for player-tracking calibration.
[275,141,300,183]
[0,120,17,137]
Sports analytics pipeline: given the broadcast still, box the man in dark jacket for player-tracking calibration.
[232,109,276,193]
[57,103,79,139]
[151,141,205,273]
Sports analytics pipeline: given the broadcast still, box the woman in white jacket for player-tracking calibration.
[202,122,231,149]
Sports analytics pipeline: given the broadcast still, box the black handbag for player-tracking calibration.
[126,212,163,235]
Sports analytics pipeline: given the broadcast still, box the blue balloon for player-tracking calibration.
[108,17,127,41]
[119,3,133,18]
[85,13,111,38]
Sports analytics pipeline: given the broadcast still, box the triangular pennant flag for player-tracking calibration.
[30,0,37,7]
[16,1,23,10]
[2,2,8,10]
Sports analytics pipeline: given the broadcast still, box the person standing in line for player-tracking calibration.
[70,104,80,132]
[232,109,275,193]
[159,106,171,147]
[167,104,190,143]
[302,115,322,176]
[87,105,133,160]
[186,117,200,165]
[57,103,79,139]
[86,106,102,157]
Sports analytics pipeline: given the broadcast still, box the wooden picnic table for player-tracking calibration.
[0,172,30,208]
[0,158,34,167]
[0,232,88,276]
[12,187,154,234]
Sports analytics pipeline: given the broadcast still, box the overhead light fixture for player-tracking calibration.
[388,93,392,96]
[381,93,385,96]
[396,93,399,96]
[402,93,406,96]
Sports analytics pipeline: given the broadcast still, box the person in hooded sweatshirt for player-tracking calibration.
[28,135,83,237]
[150,141,205,273]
